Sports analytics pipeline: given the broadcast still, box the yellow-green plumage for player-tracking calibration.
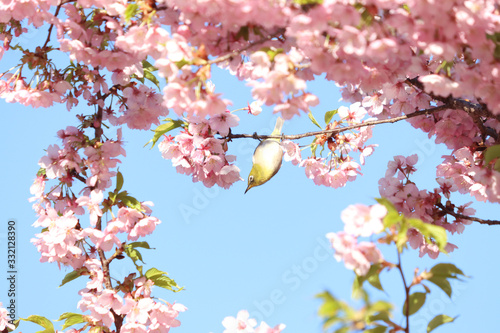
[245,117,284,193]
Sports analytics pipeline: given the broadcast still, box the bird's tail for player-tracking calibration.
[271,117,284,137]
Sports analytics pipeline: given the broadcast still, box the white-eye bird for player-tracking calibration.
[245,117,284,193]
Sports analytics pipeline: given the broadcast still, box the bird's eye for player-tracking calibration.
[249,175,254,182]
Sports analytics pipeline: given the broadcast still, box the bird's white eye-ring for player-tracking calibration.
[249,175,254,182]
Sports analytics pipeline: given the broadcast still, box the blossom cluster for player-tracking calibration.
[326,204,386,276]
[222,310,285,333]
[379,155,475,258]
[282,103,376,188]
[158,112,243,188]
[0,302,14,331]
[29,124,185,331]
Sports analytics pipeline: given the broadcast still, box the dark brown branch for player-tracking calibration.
[406,77,498,120]
[436,203,500,226]
[397,250,410,333]
[225,105,448,141]
[207,28,286,65]
[103,245,125,266]
[42,1,68,49]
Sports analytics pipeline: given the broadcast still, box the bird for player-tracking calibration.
[245,117,284,193]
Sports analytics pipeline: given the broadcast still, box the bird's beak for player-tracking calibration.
[244,184,252,194]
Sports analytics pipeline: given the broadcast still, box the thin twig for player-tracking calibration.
[405,77,498,120]
[397,250,410,333]
[436,203,500,226]
[42,0,67,49]
[225,105,448,141]
[206,28,286,65]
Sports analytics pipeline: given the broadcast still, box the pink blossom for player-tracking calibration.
[208,111,240,136]
[222,310,257,333]
[341,204,386,237]
[0,303,14,331]
[326,232,383,276]
[255,322,286,333]
[248,101,263,115]
[128,216,160,241]
[282,140,302,165]
[76,190,104,226]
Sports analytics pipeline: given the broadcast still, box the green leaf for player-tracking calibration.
[424,263,466,297]
[406,218,447,252]
[333,326,350,333]
[145,267,167,279]
[494,44,500,61]
[364,326,387,333]
[403,292,427,316]
[484,145,500,165]
[376,198,401,228]
[396,222,409,251]
[142,59,157,72]
[121,195,144,211]
[57,313,86,330]
[144,69,160,89]
[324,109,338,125]
[355,264,384,292]
[125,246,145,264]
[236,26,250,41]
[20,315,55,333]
[128,241,152,250]
[429,263,465,278]
[427,277,452,298]
[60,268,87,287]
[367,271,384,292]
[293,0,323,6]
[316,291,341,317]
[145,267,183,292]
[124,3,139,23]
[367,311,391,324]
[308,111,322,129]
[146,118,186,148]
[427,314,456,332]
[116,171,124,192]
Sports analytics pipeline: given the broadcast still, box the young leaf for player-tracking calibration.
[427,277,452,298]
[60,267,87,287]
[116,171,124,192]
[427,314,456,332]
[406,218,447,252]
[403,292,427,316]
[57,313,86,330]
[125,246,145,265]
[145,267,183,292]
[146,118,186,148]
[367,311,391,324]
[20,315,55,333]
[128,241,152,250]
[124,3,139,23]
[324,109,338,125]
[308,111,322,129]
[367,271,384,292]
[144,69,160,89]
[376,198,401,228]
[364,325,387,333]
[429,263,465,278]
[120,195,144,211]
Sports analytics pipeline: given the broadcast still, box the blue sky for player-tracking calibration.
[1,51,500,333]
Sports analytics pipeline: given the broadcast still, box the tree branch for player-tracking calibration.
[436,203,500,226]
[405,77,499,121]
[207,28,286,65]
[225,105,448,141]
[42,0,68,50]
[397,250,410,333]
